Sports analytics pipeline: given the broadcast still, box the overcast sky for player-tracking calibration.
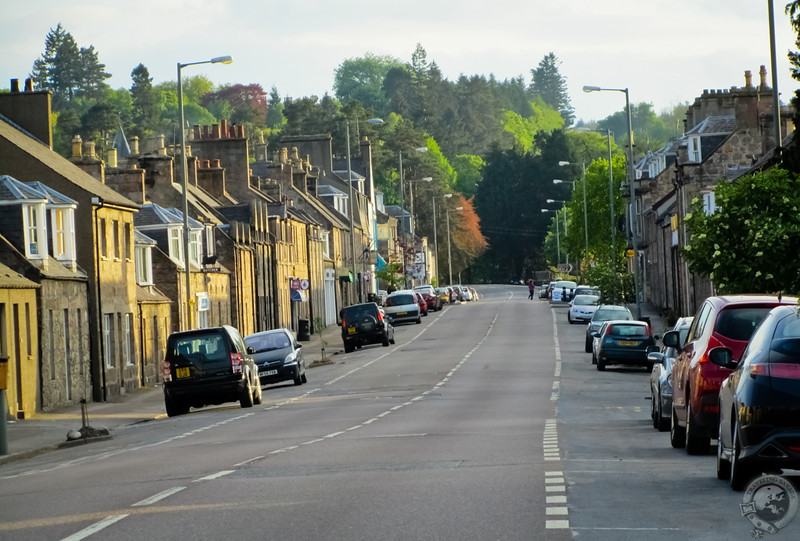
[2,0,798,123]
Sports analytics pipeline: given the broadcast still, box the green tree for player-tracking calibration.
[529,52,574,127]
[451,154,485,199]
[266,86,286,129]
[130,63,162,137]
[682,168,800,294]
[333,53,403,113]
[502,97,564,152]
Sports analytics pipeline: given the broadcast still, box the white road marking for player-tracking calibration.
[131,487,186,506]
[60,514,129,541]
[193,470,234,482]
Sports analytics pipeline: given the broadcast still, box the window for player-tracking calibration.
[112,220,120,259]
[24,203,47,258]
[123,222,132,260]
[688,135,702,163]
[135,244,153,285]
[104,313,115,368]
[189,230,202,267]
[99,219,107,258]
[169,227,182,262]
[205,225,215,257]
[702,192,717,215]
[321,231,330,258]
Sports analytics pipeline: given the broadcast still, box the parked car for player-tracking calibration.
[414,285,443,312]
[550,280,577,303]
[412,290,429,316]
[585,305,634,352]
[339,302,395,353]
[162,325,262,417]
[568,294,600,324]
[591,320,658,371]
[245,328,307,386]
[469,287,479,301]
[648,316,693,431]
[435,287,452,305]
[665,294,797,455]
[384,291,422,324]
[540,281,555,299]
[573,285,601,298]
[712,305,800,489]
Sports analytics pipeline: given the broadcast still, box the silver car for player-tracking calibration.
[384,290,422,324]
[648,317,693,431]
[568,294,600,324]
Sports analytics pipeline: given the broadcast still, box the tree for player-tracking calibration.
[130,64,162,137]
[202,83,268,127]
[529,52,574,127]
[451,154,485,199]
[266,86,286,129]
[502,97,564,152]
[30,24,109,107]
[682,169,800,294]
[333,53,403,113]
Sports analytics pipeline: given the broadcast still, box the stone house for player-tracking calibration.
[0,177,91,413]
[0,83,141,402]
[637,67,795,317]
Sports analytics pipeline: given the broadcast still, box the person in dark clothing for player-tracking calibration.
[528,280,535,300]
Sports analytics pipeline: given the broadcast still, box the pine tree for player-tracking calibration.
[130,64,162,137]
[529,52,574,127]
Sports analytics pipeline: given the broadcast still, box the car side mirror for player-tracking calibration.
[646,345,660,354]
[590,331,600,338]
[246,346,256,355]
[647,351,665,364]
[708,347,737,369]
[295,343,302,350]
[662,330,680,348]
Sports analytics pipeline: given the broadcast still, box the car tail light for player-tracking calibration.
[341,316,347,328]
[162,359,172,382]
[377,310,384,322]
[230,352,243,374]
[750,363,800,379]
[702,403,719,414]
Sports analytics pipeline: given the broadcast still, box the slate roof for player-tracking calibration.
[0,175,48,202]
[135,203,203,229]
[134,229,157,246]
[685,115,736,135]
[0,260,39,289]
[25,181,78,206]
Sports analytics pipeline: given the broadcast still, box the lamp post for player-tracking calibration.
[344,117,384,303]
[177,54,232,330]
[583,85,641,319]
[398,147,428,288]
[432,193,453,285]
[557,161,589,270]
[446,206,463,285]
[541,208,561,267]
[603,129,616,249]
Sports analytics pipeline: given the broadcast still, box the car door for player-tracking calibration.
[672,303,712,421]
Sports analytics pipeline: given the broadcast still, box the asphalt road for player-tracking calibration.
[1,285,798,540]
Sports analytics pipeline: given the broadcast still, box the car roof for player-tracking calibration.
[708,295,799,307]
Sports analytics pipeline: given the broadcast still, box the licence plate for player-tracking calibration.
[176,367,190,379]
[618,340,639,346]
[259,369,278,377]
[347,326,356,334]
[395,311,407,316]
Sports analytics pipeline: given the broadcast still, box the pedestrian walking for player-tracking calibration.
[528,279,535,300]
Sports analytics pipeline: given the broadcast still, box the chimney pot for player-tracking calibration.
[220,119,228,138]
[10,79,19,93]
[744,70,753,88]
[24,78,33,92]
[71,135,83,159]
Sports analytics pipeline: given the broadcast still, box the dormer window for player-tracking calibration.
[50,207,77,263]
[24,203,47,259]
[688,135,702,163]
[189,230,202,267]
[169,227,183,263]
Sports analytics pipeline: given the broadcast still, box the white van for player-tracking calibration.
[550,280,577,303]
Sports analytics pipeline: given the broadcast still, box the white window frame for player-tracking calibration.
[135,244,153,285]
[124,313,134,367]
[104,313,115,368]
[50,207,77,263]
[205,224,215,257]
[688,135,702,163]
[169,227,183,263]
[24,203,47,259]
[703,192,717,215]
[321,231,331,258]
[189,230,202,267]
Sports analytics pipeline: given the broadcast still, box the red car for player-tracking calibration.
[414,285,443,312]
[412,290,428,316]
[665,295,797,455]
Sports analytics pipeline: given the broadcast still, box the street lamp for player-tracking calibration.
[541,208,561,267]
[432,193,453,285]
[177,54,232,330]
[398,147,428,288]
[446,206,463,285]
[345,117,384,303]
[583,84,641,319]
[557,161,589,271]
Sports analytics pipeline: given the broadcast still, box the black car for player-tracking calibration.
[163,325,262,417]
[713,305,800,490]
[340,302,395,353]
[591,320,658,371]
[585,305,633,352]
[245,328,307,387]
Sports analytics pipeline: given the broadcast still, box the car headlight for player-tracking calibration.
[283,353,297,366]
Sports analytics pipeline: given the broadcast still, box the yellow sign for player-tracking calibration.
[626,249,635,258]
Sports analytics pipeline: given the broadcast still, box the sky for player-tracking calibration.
[2,0,799,123]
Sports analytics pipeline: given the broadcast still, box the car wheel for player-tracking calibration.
[591,351,597,365]
[717,419,731,481]
[293,375,303,385]
[344,341,355,353]
[670,405,686,449]
[585,336,592,353]
[568,314,573,324]
[651,391,659,429]
[656,395,670,432]
[596,359,605,371]
[382,336,390,346]
[730,422,755,491]
[240,379,254,408]
[685,402,710,455]
[301,373,307,384]
[389,335,395,344]
[416,317,421,324]
[165,395,188,417]
[253,380,263,405]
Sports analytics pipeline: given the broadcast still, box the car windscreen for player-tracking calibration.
[574,295,599,306]
[386,294,414,306]
[168,330,231,367]
[245,332,290,353]
[607,324,649,337]
[715,307,773,341]
[595,308,631,321]
[341,305,375,322]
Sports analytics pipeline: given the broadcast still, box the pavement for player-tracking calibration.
[0,301,669,467]
[1,322,339,466]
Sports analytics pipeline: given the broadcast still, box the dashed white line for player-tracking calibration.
[132,487,186,507]
[194,470,234,482]
[60,514,129,541]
